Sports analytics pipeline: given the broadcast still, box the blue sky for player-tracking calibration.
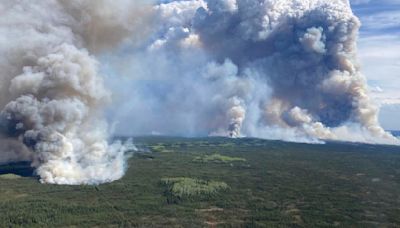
[350,0,400,130]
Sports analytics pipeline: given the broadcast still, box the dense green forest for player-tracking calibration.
[1,137,399,227]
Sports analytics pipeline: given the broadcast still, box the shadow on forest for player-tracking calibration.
[0,162,36,177]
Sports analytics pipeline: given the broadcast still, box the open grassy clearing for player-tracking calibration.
[0,137,400,227]
[193,153,246,164]
[161,177,229,204]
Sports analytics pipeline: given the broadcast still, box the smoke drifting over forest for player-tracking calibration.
[108,0,398,144]
[0,0,398,184]
[0,0,152,184]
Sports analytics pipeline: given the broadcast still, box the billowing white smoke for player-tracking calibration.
[0,0,152,184]
[1,0,398,185]
[108,0,398,145]
[189,0,398,144]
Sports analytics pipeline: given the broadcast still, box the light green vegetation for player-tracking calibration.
[0,174,22,180]
[193,153,246,163]
[150,144,174,153]
[161,177,228,198]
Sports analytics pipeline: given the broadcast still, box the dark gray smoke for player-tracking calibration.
[1,0,398,185]
[0,0,152,184]
[107,0,398,144]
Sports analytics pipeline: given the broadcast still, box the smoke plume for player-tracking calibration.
[0,0,152,184]
[107,0,398,145]
[1,0,398,185]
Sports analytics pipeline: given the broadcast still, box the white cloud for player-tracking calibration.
[357,34,400,107]
[351,0,400,5]
[351,0,371,5]
[360,10,400,30]
[352,0,400,129]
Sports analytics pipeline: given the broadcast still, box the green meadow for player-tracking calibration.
[0,137,400,227]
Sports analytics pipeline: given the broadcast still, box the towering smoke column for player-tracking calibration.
[107,0,398,144]
[190,0,391,141]
[0,0,152,184]
[189,0,397,143]
[1,0,396,186]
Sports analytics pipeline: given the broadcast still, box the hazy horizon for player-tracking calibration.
[1,0,399,185]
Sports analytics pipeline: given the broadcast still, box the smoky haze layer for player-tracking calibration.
[192,0,385,140]
[107,0,398,145]
[1,0,398,185]
[0,0,152,184]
